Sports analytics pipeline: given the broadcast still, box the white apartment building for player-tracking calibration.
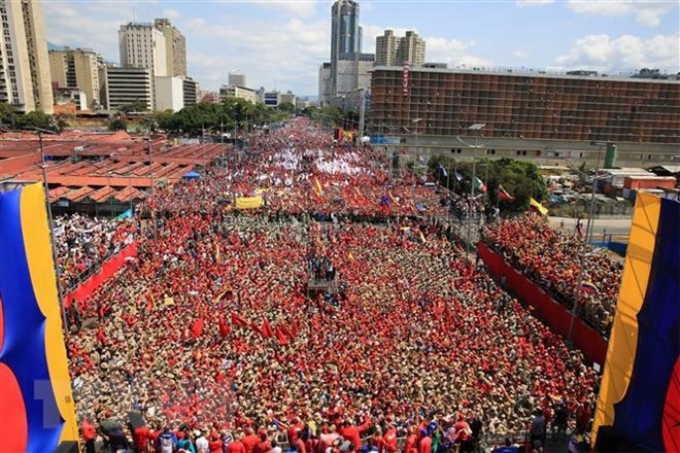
[119,22,168,78]
[0,0,53,113]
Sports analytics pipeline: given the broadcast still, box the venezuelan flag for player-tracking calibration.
[0,183,78,451]
[580,280,599,295]
[592,194,680,452]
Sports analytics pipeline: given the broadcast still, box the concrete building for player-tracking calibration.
[53,86,87,111]
[228,71,246,88]
[318,62,332,106]
[219,85,258,104]
[330,0,361,97]
[0,0,53,113]
[154,76,184,111]
[118,22,168,78]
[183,77,198,107]
[280,91,296,106]
[154,18,186,78]
[369,66,680,166]
[334,53,374,96]
[375,30,426,67]
[49,47,102,108]
[263,91,281,108]
[100,66,152,111]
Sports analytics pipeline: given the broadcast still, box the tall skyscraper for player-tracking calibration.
[0,0,53,113]
[330,0,361,96]
[375,30,426,67]
[228,71,246,88]
[154,18,187,77]
[49,47,103,107]
[118,22,168,78]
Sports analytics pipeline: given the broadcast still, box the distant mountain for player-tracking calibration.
[47,42,65,51]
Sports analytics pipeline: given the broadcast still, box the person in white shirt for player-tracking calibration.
[195,429,210,453]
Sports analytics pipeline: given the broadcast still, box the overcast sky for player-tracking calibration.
[43,0,680,97]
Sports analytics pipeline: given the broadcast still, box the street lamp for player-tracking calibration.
[566,143,611,346]
[36,128,69,333]
[412,118,422,166]
[458,123,486,255]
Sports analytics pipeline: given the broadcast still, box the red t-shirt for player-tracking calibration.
[227,440,246,453]
[133,426,151,449]
[242,434,259,453]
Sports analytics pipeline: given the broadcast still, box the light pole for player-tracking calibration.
[36,128,69,333]
[458,123,486,255]
[566,143,610,346]
[107,172,113,217]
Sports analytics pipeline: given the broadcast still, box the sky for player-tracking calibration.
[43,0,680,97]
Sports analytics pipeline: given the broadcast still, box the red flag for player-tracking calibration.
[261,319,274,339]
[219,317,231,339]
[275,325,289,346]
[191,317,204,339]
[231,311,249,328]
[280,323,294,340]
[250,320,264,337]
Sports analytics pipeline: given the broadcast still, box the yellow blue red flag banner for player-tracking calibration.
[0,183,78,451]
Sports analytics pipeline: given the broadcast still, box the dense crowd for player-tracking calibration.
[55,214,135,290]
[482,217,622,335]
[65,119,599,452]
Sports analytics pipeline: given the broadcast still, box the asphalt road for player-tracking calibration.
[549,216,632,240]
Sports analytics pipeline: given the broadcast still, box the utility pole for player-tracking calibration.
[37,128,69,333]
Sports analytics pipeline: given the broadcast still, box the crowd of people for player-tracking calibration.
[64,119,599,452]
[482,217,622,336]
[55,214,135,290]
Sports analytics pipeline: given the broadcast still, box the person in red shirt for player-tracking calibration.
[209,433,225,453]
[339,418,371,452]
[81,418,97,453]
[254,429,272,453]
[403,427,418,453]
[418,431,431,453]
[242,428,260,453]
[287,418,304,445]
[131,424,151,452]
[227,432,247,453]
[382,424,398,453]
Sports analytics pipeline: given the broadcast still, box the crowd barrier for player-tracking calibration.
[477,242,607,366]
[63,242,138,309]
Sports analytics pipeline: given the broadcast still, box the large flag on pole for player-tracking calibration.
[474,176,487,193]
[529,198,549,216]
[498,185,515,201]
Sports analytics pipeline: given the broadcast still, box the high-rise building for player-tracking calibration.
[228,71,246,88]
[49,47,103,108]
[318,63,332,106]
[99,66,152,111]
[375,30,425,67]
[118,22,168,78]
[183,77,199,107]
[154,18,186,78]
[330,0,362,96]
[0,0,53,113]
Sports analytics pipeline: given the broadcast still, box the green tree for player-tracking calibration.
[277,101,295,114]
[0,103,19,129]
[20,110,53,130]
[108,118,128,131]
